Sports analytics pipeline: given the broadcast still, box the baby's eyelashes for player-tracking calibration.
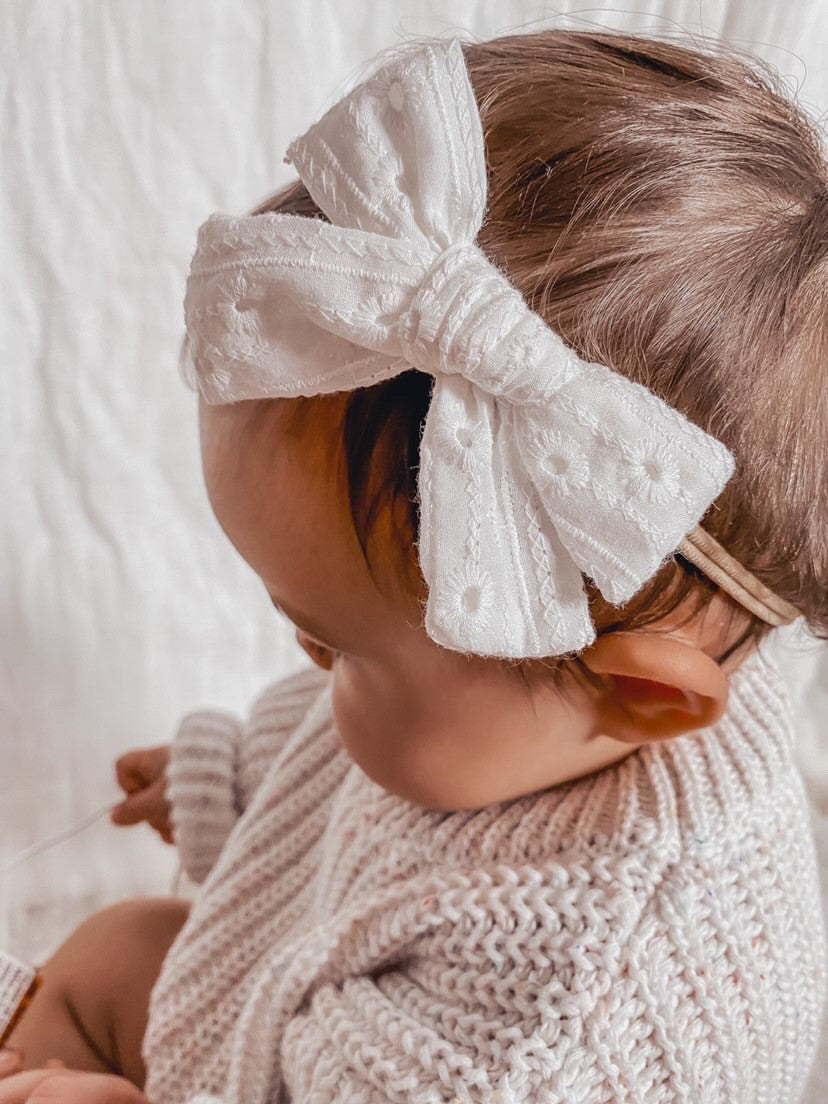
[267,591,342,667]
[295,629,338,670]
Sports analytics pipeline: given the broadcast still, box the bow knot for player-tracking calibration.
[399,242,580,405]
[398,242,495,378]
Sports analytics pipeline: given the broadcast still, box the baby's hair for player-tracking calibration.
[260,30,828,659]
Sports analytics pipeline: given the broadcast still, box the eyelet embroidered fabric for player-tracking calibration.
[184,39,736,658]
[0,951,38,1046]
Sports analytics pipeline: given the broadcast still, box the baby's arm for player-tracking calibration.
[111,712,244,884]
[7,668,330,1100]
[118,666,330,885]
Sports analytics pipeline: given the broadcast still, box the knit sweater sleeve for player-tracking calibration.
[168,665,330,884]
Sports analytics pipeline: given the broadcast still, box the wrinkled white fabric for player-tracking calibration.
[184,39,735,658]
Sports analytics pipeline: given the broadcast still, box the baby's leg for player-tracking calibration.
[6,897,189,1087]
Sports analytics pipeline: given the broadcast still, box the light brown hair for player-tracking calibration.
[263,31,828,656]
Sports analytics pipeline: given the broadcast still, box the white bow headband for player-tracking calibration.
[184,39,797,658]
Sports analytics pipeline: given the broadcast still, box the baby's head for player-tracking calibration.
[196,31,827,809]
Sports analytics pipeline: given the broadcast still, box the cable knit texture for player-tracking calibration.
[147,650,827,1104]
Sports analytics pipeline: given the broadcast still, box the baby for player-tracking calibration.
[2,28,827,1104]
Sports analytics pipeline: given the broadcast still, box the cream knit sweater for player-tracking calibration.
[143,649,826,1104]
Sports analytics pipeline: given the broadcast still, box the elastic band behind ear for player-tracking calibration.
[679,526,799,627]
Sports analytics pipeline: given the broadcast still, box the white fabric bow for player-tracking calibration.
[184,39,734,658]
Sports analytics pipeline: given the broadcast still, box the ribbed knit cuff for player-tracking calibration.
[168,710,243,885]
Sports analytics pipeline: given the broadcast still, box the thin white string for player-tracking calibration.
[0,803,117,952]
[0,803,183,954]
[0,803,117,881]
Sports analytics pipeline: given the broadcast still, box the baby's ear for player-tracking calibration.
[579,632,729,744]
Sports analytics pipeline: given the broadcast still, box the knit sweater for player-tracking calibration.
[143,649,827,1104]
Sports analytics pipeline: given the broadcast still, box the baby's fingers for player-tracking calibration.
[0,1067,65,1102]
[0,1067,47,1102]
[111,778,168,827]
[114,746,170,795]
[148,817,175,846]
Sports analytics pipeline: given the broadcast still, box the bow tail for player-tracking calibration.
[419,379,594,658]
[522,362,734,607]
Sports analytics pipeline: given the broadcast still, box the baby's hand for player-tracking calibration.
[0,1064,148,1103]
[111,745,173,844]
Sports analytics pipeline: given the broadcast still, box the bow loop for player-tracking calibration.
[286,40,486,248]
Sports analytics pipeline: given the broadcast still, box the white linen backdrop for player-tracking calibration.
[1,0,826,1096]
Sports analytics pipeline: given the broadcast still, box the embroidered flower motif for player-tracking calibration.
[498,321,577,402]
[368,59,422,138]
[435,563,494,641]
[624,443,681,504]
[187,272,262,365]
[371,164,414,221]
[431,415,482,473]
[528,429,589,495]
[360,291,401,337]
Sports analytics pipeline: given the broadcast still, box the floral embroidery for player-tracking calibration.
[432,415,483,473]
[624,443,681,504]
[436,563,494,641]
[528,429,589,495]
